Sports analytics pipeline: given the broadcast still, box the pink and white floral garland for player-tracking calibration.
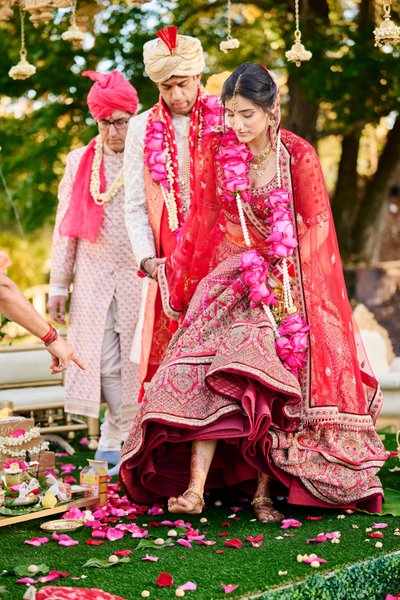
[216,129,310,376]
[144,95,221,232]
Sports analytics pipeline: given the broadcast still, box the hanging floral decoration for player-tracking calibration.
[285,0,312,67]
[8,9,36,80]
[216,129,310,376]
[61,0,85,45]
[220,0,240,53]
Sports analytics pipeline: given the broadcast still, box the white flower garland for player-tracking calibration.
[90,136,124,206]
[0,427,40,447]
[0,441,49,458]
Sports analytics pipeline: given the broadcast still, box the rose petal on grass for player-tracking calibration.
[155,572,174,587]
[38,570,69,583]
[58,539,79,547]
[86,539,104,546]
[114,550,132,557]
[142,554,159,562]
[281,518,302,529]
[107,528,125,541]
[373,523,388,529]
[16,578,37,584]
[63,508,85,520]
[369,532,384,538]
[305,516,323,521]
[148,506,164,516]
[198,540,216,546]
[221,584,238,593]
[177,539,192,548]
[180,581,197,591]
[223,538,243,549]
[218,532,230,537]
[24,537,49,547]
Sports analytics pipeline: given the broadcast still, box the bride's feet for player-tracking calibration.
[168,488,205,515]
[251,496,284,523]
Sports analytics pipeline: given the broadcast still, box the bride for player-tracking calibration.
[120,63,386,522]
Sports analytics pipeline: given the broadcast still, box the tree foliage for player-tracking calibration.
[0,0,399,265]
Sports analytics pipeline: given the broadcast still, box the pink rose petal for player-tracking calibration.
[106,528,125,541]
[373,523,388,529]
[180,582,197,591]
[24,536,49,546]
[221,584,238,593]
[16,578,37,584]
[142,554,159,562]
[281,518,302,529]
[177,539,192,548]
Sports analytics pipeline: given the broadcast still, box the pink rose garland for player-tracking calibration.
[216,130,310,376]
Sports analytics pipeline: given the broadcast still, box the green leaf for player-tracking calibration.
[134,537,173,550]
[82,557,130,569]
[1,564,50,577]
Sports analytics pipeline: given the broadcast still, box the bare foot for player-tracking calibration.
[252,496,284,523]
[168,490,204,515]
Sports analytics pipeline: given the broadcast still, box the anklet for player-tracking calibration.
[184,488,205,506]
[251,495,273,506]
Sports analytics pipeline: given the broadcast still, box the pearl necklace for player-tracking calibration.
[90,137,124,206]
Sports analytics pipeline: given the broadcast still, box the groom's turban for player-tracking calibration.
[82,70,139,120]
[143,26,205,84]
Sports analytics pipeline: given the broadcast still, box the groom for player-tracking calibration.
[124,26,220,393]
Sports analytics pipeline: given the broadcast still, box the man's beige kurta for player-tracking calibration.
[50,145,141,420]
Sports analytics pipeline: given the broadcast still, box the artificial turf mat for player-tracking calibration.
[1,434,400,600]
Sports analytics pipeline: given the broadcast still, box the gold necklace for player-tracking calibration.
[249,144,273,177]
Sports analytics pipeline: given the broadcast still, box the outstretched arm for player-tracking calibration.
[0,273,85,374]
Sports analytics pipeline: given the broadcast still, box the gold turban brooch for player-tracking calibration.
[143,25,205,84]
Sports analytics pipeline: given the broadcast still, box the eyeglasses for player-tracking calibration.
[97,117,131,130]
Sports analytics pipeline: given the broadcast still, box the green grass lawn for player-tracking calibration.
[1,434,400,600]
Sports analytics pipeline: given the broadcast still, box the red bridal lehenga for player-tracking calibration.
[120,127,387,512]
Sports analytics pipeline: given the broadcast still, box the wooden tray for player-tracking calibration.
[0,495,99,528]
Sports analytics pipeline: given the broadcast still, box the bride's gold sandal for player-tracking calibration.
[168,487,205,514]
[251,496,284,523]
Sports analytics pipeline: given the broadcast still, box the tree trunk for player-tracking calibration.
[285,78,319,145]
[352,115,400,263]
[331,128,363,257]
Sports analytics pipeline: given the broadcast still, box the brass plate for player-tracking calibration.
[40,518,85,532]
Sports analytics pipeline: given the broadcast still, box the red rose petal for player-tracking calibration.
[223,538,243,549]
[155,572,174,587]
[86,539,104,546]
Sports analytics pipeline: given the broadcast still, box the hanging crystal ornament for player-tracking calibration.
[61,0,85,44]
[373,2,400,47]
[285,0,312,67]
[8,9,36,80]
[220,0,240,53]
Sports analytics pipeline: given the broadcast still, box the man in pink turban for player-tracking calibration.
[48,71,141,474]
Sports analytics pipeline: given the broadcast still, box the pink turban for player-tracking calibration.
[82,70,139,120]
